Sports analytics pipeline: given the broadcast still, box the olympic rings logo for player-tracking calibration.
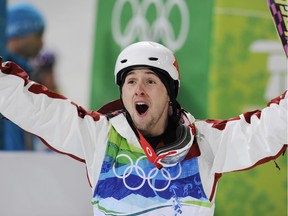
[112,0,190,51]
[113,154,182,191]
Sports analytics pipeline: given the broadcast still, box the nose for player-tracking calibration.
[135,83,145,96]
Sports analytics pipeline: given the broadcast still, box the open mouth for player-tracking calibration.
[136,103,149,115]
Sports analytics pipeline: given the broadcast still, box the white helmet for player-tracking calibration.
[114,41,180,95]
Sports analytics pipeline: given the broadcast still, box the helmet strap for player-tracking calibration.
[170,99,181,124]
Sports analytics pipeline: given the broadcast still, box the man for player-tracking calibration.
[5,3,45,70]
[0,41,286,215]
[2,3,45,150]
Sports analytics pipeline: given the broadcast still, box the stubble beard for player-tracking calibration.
[132,112,167,137]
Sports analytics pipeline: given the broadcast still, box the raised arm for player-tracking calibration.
[196,90,287,174]
[0,58,109,163]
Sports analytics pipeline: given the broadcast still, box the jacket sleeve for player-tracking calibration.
[196,90,287,174]
[0,58,109,163]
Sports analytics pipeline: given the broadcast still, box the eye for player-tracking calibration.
[127,80,135,84]
[126,78,136,85]
[147,79,156,84]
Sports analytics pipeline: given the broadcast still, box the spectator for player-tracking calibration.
[2,3,45,150]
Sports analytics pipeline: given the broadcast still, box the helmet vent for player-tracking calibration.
[148,57,158,61]
[120,59,127,63]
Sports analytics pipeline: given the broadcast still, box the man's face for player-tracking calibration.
[19,32,43,58]
[121,68,170,137]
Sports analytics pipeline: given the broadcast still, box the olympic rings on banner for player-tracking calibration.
[112,0,189,51]
[113,154,182,191]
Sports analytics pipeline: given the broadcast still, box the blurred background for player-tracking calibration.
[0,0,287,215]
